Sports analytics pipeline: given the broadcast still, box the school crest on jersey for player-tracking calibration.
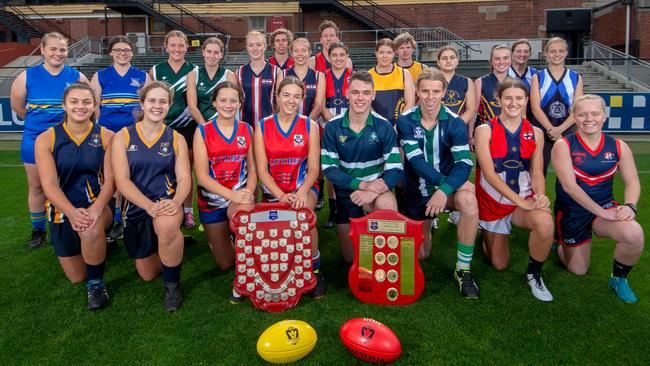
[88,133,102,148]
[549,101,567,119]
[293,134,304,146]
[369,132,379,144]
[413,127,424,139]
[572,151,586,166]
[237,136,247,148]
[130,78,142,87]
[444,90,461,106]
[158,142,172,157]
[339,135,348,144]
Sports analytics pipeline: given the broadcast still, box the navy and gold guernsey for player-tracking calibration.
[555,133,621,246]
[477,73,502,127]
[443,73,471,116]
[122,123,178,222]
[368,65,407,125]
[47,122,107,223]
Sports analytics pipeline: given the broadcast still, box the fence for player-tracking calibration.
[584,41,650,89]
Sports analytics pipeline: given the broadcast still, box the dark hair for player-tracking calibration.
[108,35,133,53]
[277,75,305,97]
[62,81,96,105]
[319,20,339,35]
[436,45,459,61]
[327,42,348,57]
[348,70,374,88]
[375,38,395,52]
[211,80,243,103]
[511,38,532,53]
[495,77,529,99]
[416,69,448,90]
[135,81,173,122]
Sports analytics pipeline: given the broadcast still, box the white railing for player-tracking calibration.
[584,40,650,88]
[67,37,103,64]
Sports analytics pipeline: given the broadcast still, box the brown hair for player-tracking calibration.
[511,38,532,53]
[136,81,173,122]
[495,77,528,99]
[108,35,133,53]
[202,36,224,52]
[277,75,305,97]
[489,44,511,71]
[269,28,294,46]
[437,45,459,60]
[328,42,348,57]
[375,38,395,52]
[349,70,374,88]
[62,81,96,106]
[393,32,417,50]
[416,69,448,90]
[211,81,243,103]
[40,32,68,48]
[164,30,188,47]
[319,20,339,35]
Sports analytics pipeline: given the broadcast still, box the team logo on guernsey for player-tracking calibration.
[127,144,138,152]
[444,90,461,106]
[369,132,379,144]
[158,142,172,157]
[130,78,142,87]
[261,79,274,85]
[339,135,348,144]
[572,152,586,166]
[88,133,102,147]
[549,101,567,119]
[306,84,317,90]
[603,152,616,161]
[237,136,247,148]
[523,131,534,140]
[413,127,424,139]
[293,134,304,146]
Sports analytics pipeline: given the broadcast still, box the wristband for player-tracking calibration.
[624,203,637,214]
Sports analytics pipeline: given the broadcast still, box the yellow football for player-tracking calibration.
[257,320,317,364]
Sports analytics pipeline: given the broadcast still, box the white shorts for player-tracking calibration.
[479,214,513,235]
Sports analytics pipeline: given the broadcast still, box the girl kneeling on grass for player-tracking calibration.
[111,81,191,312]
[35,82,114,310]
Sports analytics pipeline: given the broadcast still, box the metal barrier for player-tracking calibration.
[584,41,650,89]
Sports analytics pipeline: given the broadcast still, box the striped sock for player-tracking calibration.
[456,241,474,271]
[312,250,321,272]
[30,211,47,231]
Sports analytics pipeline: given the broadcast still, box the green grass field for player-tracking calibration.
[1,140,649,365]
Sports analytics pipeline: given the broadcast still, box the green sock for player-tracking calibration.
[456,242,474,271]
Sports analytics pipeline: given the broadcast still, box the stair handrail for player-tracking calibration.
[342,0,416,30]
[8,4,74,42]
[584,40,650,88]
[157,0,225,35]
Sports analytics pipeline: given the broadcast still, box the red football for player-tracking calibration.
[339,318,401,364]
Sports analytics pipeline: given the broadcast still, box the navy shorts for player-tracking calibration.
[199,207,228,224]
[555,201,616,247]
[49,220,81,257]
[402,195,430,222]
[175,125,197,149]
[123,216,158,259]
[335,194,366,224]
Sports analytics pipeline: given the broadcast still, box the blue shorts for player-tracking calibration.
[402,194,430,222]
[199,207,228,224]
[20,131,40,164]
[49,220,81,257]
[555,201,617,247]
[123,216,158,259]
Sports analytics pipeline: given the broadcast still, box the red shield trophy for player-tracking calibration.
[230,203,317,312]
[348,210,425,305]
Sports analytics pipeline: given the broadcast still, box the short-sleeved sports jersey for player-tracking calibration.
[314,52,332,73]
[369,65,406,125]
[122,123,178,222]
[476,117,537,221]
[197,119,252,210]
[285,67,319,117]
[259,114,316,195]
[321,111,402,196]
[555,132,620,212]
[397,106,472,199]
[325,68,352,118]
[537,68,580,128]
[508,65,538,91]
[443,73,471,116]
[195,66,229,121]
[152,61,196,129]
[398,61,424,83]
[477,73,502,126]
[47,122,106,223]
[24,64,80,135]
[268,55,295,71]
[97,65,146,132]
[237,62,279,126]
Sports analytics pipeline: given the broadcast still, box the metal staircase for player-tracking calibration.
[105,0,227,35]
[1,1,74,41]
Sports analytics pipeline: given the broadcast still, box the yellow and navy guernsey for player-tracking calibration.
[321,110,402,196]
[398,61,425,84]
[152,61,196,129]
[368,65,407,125]
[396,106,473,198]
[47,122,108,223]
[122,123,179,222]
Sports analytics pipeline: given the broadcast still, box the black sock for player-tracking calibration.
[526,256,544,275]
[86,261,106,282]
[613,259,633,278]
[318,180,324,201]
[328,198,337,220]
[161,263,182,284]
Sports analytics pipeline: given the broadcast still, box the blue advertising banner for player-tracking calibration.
[0,97,24,132]
[597,92,650,133]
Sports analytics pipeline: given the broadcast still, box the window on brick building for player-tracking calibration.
[249,17,265,32]
[150,17,166,35]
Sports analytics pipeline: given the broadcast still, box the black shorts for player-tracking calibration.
[49,220,81,257]
[554,201,616,247]
[175,125,197,149]
[335,194,366,224]
[123,216,158,259]
[402,195,430,222]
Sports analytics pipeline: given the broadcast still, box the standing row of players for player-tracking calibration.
[10,22,643,310]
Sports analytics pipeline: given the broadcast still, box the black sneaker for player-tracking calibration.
[309,271,327,300]
[323,220,335,229]
[106,223,123,244]
[27,229,47,249]
[229,289,244,304]
[454,269,480,299]
[163,283,183,312]
[87,281,109,310]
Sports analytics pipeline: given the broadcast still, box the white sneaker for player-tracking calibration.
[525,273,554,302]
[447,211,461,226]
[432,217,439,229]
